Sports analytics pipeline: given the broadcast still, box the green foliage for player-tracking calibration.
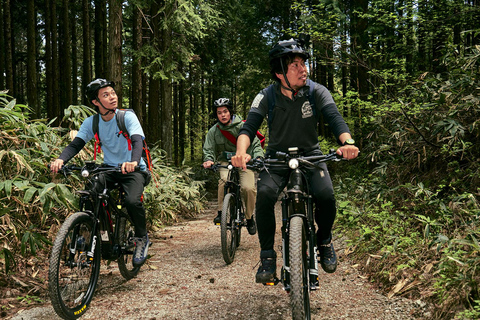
[0,97,205,276]
[332,41,480,318]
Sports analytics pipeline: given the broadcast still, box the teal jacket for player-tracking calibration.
[203,114,264,163]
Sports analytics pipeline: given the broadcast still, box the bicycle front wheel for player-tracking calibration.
[289,216,311,320]
[117,208,140,280]
[221,193,238,264]
[48,212,101,320]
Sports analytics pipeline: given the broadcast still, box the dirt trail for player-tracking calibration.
[10,202,424,320]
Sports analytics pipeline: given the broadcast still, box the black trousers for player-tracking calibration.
[255,161,336,251]
[100,171,148,237]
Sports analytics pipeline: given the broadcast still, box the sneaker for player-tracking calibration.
[318,240,337,273]
[255,250,277,283]
[246,218,256,235]
[133,235,150,267]
[213,211,222,225]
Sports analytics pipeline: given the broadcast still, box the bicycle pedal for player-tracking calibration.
[262,277,280,286]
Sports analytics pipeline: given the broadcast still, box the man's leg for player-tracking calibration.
[239,169,257,235]
[308,164,337,273]
[254,168,287,282]
[214,166,228,224]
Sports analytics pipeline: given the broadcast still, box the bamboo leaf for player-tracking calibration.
[23,187,38,204]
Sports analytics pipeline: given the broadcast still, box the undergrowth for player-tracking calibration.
[334,46,480,319]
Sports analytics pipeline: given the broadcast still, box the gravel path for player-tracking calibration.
[10,202,424,320]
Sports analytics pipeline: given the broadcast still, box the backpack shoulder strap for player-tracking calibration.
[115,109,133,151]
[306,79,317,117]
[216,124,237,146]
[266,84,276,128]
[92,114,101,160]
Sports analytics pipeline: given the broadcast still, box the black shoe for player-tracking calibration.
[246,218,256,235]
[256,250,276,283]
[213,211,221,225]
[318,241,337,273]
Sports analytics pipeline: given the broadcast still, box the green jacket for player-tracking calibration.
[203,114,264,163]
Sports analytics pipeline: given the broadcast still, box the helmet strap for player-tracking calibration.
[96,98,116,116]
[280,59,297,98]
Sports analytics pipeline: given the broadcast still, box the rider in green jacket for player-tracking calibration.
[203,98,264,235]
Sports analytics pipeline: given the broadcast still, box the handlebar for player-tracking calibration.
[50,162,139,178]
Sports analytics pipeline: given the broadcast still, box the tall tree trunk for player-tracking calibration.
[108,0,122,108]
[27,0,39,117]
[52,0,60,124]
[60,0,72,109]
[189,64,195,161]
[45,0,54,118]
[71,4,78,105]
[94,0,107,78]
[160,25,173,158]
[132,5,143,123]
[82,0,92,105]
[173,82,179,165]
[0,0,4,90]
[4,0,14,95]
[178,78,185,162]
[148,1,161,144]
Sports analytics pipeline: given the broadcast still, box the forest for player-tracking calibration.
[1,0,479,319]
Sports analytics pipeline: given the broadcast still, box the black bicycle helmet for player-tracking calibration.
[213,97,234,115]
[269,38,310,61]
[85,78,115,102]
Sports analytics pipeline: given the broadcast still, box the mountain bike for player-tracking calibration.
[255,148,343,320]
[204,158,258,264]
[48,162,144,319]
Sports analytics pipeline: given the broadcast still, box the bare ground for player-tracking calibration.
[7,202,429,320]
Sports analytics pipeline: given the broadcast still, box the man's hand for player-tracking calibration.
[231,152,251,170]
[202,160,214,169]
[337,145,359,160]
[50,159,64,173]
[122,161,138,174]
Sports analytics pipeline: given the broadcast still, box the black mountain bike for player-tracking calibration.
[48,162,144,319]
[205,159,258,264]
[255,148,344,320]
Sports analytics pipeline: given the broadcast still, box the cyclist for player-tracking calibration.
[202,98,264,235]
[231,38,359,283]
[50,78,151,267]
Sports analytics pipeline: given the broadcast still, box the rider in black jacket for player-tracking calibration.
[232,37,359,283]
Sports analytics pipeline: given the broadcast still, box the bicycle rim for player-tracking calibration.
[289,216,311,320]
[117,211,140,280]
[221,193,237,264]
[48,212,101,319]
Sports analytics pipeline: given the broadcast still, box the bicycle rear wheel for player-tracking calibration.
[221,193,238,264]
[289,216,311,320]
[48,212,101,320]
[117,208,140,280]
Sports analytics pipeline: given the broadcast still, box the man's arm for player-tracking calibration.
[50,137,86,173]
[231,134,251,170]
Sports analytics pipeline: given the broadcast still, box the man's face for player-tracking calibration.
[277,56,308,91]
[216,106,231,125]
[93,86,117,111]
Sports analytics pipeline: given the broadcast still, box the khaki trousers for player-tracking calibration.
[217,165,256,220]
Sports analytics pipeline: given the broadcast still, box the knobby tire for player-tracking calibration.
[221,193,238,264]
[48,212,101,320]
[289,216,311,320]
[117,208,140,280]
